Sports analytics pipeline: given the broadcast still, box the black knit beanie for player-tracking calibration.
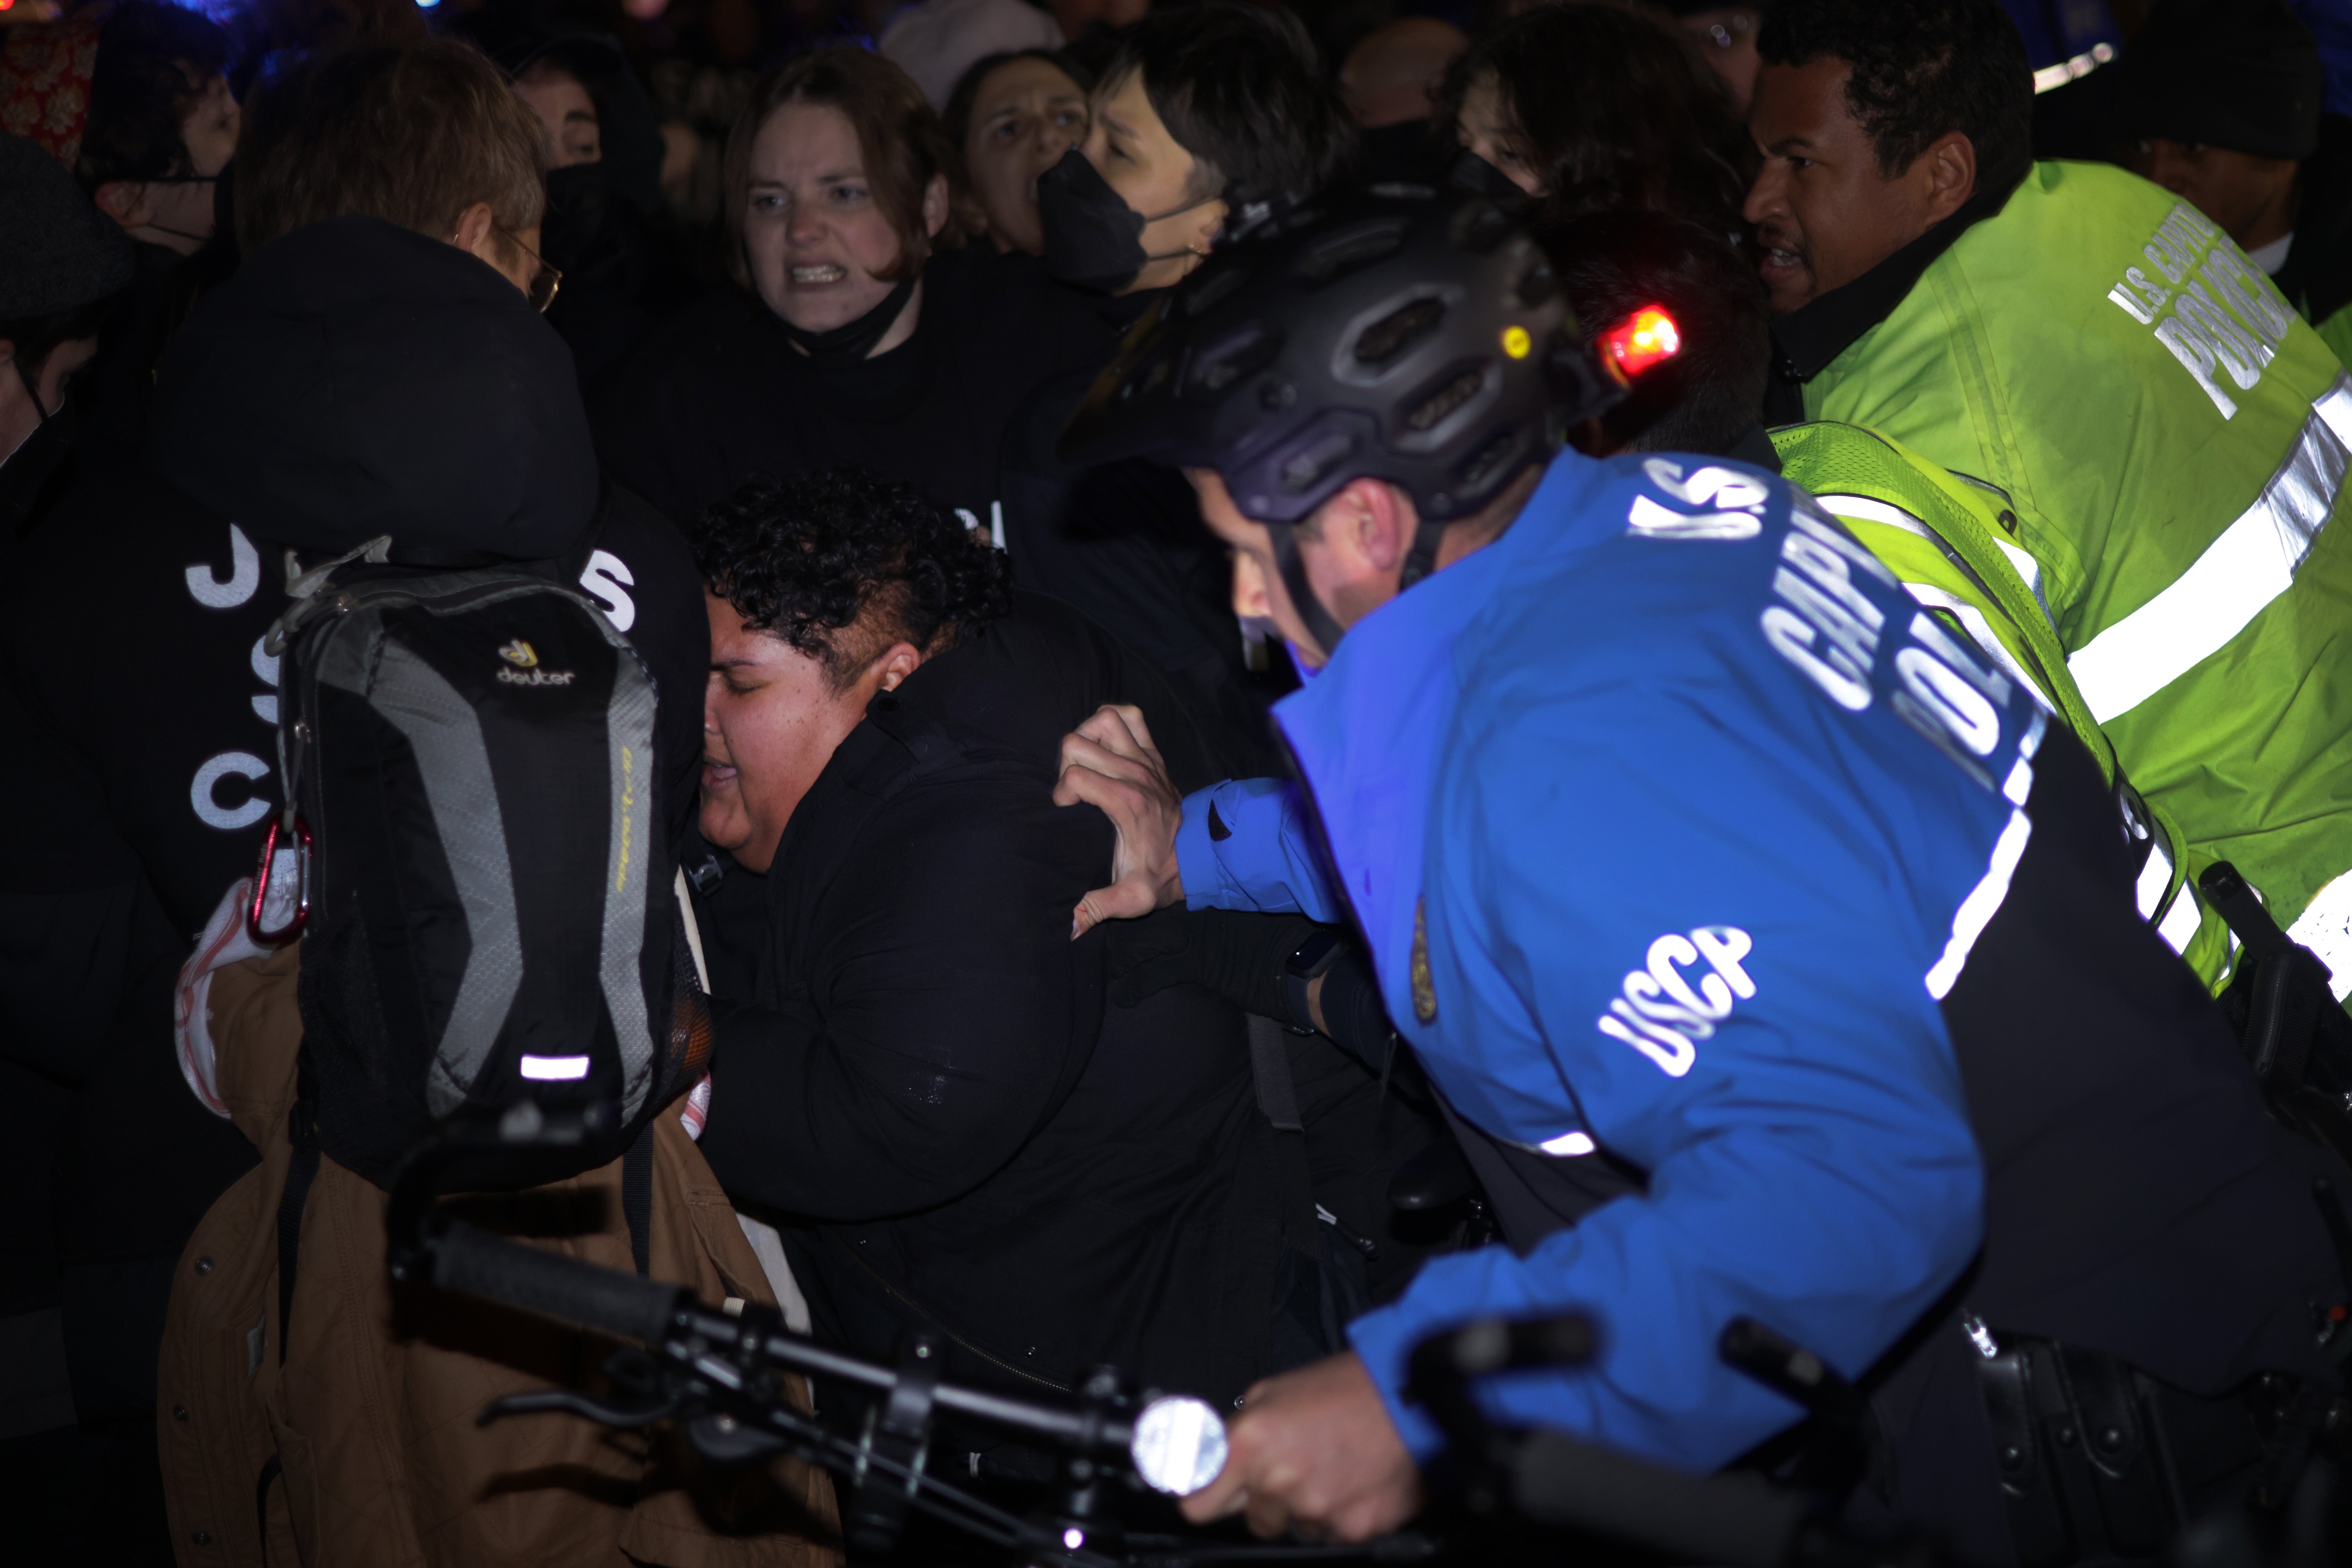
[2118,0,2325,160]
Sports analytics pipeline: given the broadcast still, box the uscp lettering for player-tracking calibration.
[1596,925,1756,1078]
[1626,458,1769,540]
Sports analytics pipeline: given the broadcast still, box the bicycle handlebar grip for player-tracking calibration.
[430,1218,685,1344]
[1509,1430,1810,1568]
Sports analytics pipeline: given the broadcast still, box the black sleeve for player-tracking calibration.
[696,766,1110,1222]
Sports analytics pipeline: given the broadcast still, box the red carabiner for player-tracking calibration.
[247,814,313,946]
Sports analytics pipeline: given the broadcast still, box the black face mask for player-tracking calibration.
[1038,147,1216,293]
[777,273,918,366]
[540,162,607,273]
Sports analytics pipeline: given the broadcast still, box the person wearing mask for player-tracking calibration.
[69,0,240,472]
[598,46,1104,542]
[1337,16,1466,186]
[1747,0,2352,995]
[2,38,834,1566]
[1051,182,2352,1565]
[1438,0,1753,236]
[2118,0,2352,368]
[944,47,1091,257]
[1002,0,1354,767]
[505,35,673,388]
[689,466,1383,1477]
[77,0,238,256]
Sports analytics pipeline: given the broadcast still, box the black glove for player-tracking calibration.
[1103,906,1320,1023]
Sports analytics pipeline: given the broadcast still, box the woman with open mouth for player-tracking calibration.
[595,46,1110,544]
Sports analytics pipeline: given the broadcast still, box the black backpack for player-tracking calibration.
[252,539,702,1189]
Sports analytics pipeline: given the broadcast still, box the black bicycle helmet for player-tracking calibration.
[1059,183,1626,649]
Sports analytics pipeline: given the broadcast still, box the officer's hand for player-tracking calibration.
[1180,1352,1423,1543]
[1054,703,1185,937]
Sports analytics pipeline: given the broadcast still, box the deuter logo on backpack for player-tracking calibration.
[261,560,694,1187]
[496,636,577,687]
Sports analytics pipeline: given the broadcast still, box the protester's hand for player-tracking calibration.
[1180,1352,1424,1542]
[1054,703,1185,937]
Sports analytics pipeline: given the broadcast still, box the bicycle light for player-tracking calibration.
[1128,1394,1228,1495]
[1598,305,1681,378]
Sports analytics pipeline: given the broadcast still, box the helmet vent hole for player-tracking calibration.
[1293,222,1408,284]
[1404,364,1487,434]
[1354,297,1446,369]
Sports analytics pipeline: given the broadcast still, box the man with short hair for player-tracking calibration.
[1747,0,2352,996]
[1053,183,2350,1563]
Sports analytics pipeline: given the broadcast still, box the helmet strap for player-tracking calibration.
[1271,524,1352,660]
[1399,518,1449,592]
[1272,514,1453,660]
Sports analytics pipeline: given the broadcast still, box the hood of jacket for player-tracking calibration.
[146,215,597,563]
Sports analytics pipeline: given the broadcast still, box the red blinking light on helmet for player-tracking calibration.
[1598,306,1682,378]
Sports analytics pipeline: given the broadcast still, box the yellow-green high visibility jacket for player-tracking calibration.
[1777,160,2352,998]
[1773,420,2233,983]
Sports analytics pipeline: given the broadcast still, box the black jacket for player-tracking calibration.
[998,305,1291,778]
[0,215,703,1424]
[596,247,1111,533]
[696,593,1289,1417]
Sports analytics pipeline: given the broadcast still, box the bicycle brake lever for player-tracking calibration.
[479,1386,684,1429]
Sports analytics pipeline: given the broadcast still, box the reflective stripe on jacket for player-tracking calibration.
[1798,161,2352,996]
[1772,419,2231,984]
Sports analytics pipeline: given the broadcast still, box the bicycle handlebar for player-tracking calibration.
[430,1218,687,1344]
[1508,1430,1811,1568]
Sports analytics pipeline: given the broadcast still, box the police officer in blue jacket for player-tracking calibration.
[1050,187,2351,1561]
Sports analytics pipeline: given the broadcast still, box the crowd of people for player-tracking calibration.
[4,0,2352,1564]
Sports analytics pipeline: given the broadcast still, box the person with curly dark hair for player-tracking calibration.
[685,465,1427,1476]
[1436,1,1754,238]
[694,467,1017,864]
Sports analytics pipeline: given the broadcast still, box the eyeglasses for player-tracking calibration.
[495,224,564,313]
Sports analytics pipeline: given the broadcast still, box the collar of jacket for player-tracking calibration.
[1769,176,2022,388]
[1269,450,1621,1042]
